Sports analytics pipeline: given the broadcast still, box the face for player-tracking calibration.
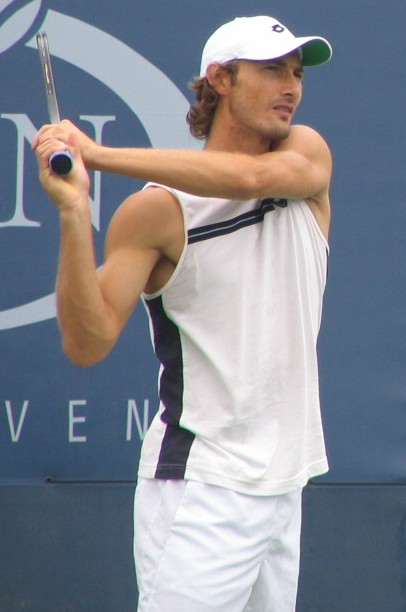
[225,52,303,148]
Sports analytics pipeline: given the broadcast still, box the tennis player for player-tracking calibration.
[35,15,333,612]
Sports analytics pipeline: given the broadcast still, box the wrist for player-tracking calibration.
[58,195,92,221]
[84,141,104,170]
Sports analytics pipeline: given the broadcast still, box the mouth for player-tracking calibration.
[273,104,294,117]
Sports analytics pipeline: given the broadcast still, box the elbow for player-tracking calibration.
[236,160,272,200]
[62,336,113,368]
[227,174,262,200]
[57,312,119,368]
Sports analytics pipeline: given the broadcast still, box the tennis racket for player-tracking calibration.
[36,32,73,176]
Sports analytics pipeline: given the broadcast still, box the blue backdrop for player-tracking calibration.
[1,0,405,485]
[0,1,405,609]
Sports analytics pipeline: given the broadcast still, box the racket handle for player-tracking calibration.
[49,150,73,176]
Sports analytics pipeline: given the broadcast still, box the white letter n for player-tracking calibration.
[126,399,149,441]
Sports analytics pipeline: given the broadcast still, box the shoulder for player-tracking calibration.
[112,185,181,227]
[106,185,184,254]
[275,124,332,164]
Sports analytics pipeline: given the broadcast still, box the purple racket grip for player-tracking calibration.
[49,150,73,176]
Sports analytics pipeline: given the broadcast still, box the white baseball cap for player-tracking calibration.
[200,16,332,76]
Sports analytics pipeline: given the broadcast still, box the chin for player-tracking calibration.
[268,124,291,142]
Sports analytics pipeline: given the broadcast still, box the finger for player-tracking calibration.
[32,123,54,150]
[36,138,68,170]
[33,121,72,150]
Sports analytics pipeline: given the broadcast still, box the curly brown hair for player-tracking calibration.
[186,62,238,140]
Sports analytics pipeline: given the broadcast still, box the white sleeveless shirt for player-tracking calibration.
[139,185,329,495]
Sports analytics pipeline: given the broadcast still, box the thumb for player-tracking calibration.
[67,132,81,159]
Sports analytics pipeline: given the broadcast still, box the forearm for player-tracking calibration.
[36,122,329,201]
[56,203,118,366]
[89,146,263,200]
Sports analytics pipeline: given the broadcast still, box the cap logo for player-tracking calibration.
[271,24,285,33]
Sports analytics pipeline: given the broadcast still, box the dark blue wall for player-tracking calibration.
[2,483,405,611]
[0,0,405,609]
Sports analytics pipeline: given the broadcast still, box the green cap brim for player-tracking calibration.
[301,39,332,66]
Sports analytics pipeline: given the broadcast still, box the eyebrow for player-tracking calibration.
[266,58,304,76]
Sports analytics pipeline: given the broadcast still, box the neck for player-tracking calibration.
[205,106,272,155]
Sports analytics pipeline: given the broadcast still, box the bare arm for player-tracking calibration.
[34,122,332,201]
[36,135,181,366]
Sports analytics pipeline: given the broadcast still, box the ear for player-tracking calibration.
[206,63,233,96]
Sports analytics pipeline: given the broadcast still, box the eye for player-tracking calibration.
[263,64,281,76]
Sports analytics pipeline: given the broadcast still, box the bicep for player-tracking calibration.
[96,188,181,335]
[97,244,159,336]
[257,126,332,200]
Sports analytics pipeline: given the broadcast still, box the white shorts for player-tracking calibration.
[134,478,302,612]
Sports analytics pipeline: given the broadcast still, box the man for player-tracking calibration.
[34,15,332,612]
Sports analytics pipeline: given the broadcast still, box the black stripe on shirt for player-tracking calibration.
[144,295,195,479]
[188,198,287,244]
[155,425,196,480]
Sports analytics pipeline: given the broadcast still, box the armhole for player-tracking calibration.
[142,184,189,300]
[301,200,330,254]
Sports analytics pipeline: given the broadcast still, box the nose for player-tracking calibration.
[281,72,302,99]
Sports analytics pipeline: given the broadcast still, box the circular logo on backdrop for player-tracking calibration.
[0,3,195,331]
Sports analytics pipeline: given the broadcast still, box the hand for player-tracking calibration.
[32,119,98,168]
[36,132,91,212]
